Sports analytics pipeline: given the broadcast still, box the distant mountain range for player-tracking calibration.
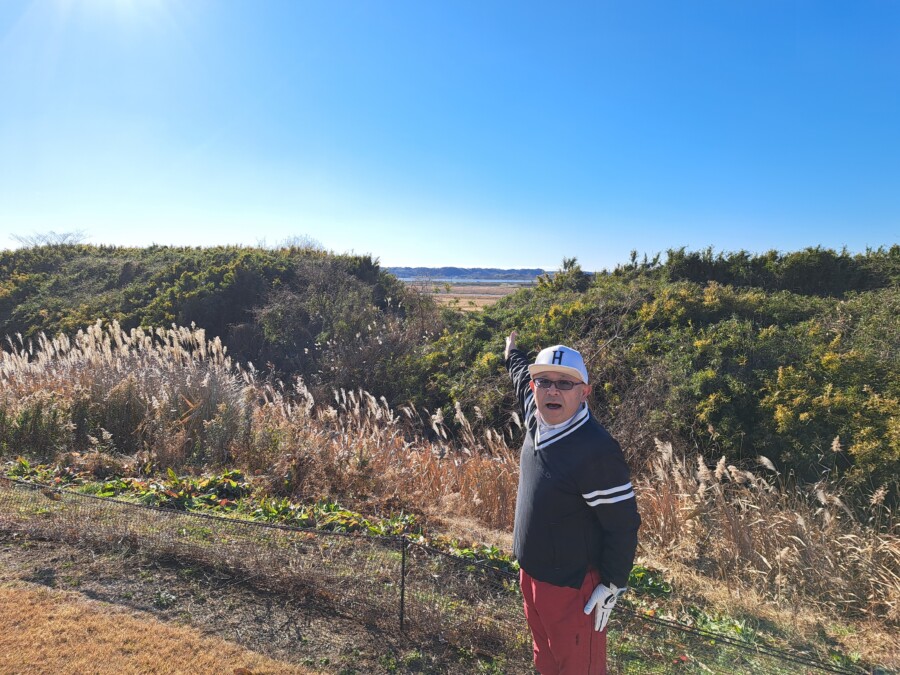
[386,267,544,280]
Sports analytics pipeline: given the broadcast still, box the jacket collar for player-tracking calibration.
[535,403,590,449]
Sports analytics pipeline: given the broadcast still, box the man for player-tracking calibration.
[504,332,640,675]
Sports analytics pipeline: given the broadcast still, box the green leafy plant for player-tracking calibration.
[628,565,673,598]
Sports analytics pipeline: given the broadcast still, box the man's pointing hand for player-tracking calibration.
[504,331,517,360]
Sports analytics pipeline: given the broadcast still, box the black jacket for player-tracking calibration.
[508,348,640,589]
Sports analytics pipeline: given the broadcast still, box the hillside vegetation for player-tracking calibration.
[0,243,440,398]
[424,249,900,496]
[2,243,898,497]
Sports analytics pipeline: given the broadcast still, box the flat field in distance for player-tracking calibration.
[408,281,533,311]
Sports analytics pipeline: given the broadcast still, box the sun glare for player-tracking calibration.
[58,0,172,21]
[68,0,165,8]
[50,0,177,36]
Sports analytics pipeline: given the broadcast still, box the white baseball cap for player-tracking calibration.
[527,345,589,384]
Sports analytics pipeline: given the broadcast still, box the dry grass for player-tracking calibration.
[656,559,900,669]
[432,294,501,311]
[0,582,318,675]
[636,440,900,624]
[233,381,520,530]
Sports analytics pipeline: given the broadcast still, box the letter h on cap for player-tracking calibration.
[552,350,564,365]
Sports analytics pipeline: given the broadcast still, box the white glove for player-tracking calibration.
[583,583,626,632]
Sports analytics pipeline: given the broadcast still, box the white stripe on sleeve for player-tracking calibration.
[582,482,633,500]
[585,490,636,506]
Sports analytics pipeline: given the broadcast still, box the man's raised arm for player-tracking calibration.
[504,331,534,417]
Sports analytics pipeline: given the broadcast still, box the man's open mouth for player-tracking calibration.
[545,403,562,409]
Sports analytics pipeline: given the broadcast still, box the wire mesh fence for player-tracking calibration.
[0,477,870,674]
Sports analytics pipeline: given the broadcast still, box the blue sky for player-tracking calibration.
[1,1,897,271]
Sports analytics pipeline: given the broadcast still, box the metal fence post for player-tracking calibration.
[399,535,407,632]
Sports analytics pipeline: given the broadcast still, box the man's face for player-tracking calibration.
[529,373,591,426]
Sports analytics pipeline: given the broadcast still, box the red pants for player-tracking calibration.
[520,567,607,675]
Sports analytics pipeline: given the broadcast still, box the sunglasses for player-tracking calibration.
[532,377,580,391]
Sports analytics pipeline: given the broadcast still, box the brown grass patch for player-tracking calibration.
[413,282,529,311]
[0,582,319,675]
[432,294,498,311]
